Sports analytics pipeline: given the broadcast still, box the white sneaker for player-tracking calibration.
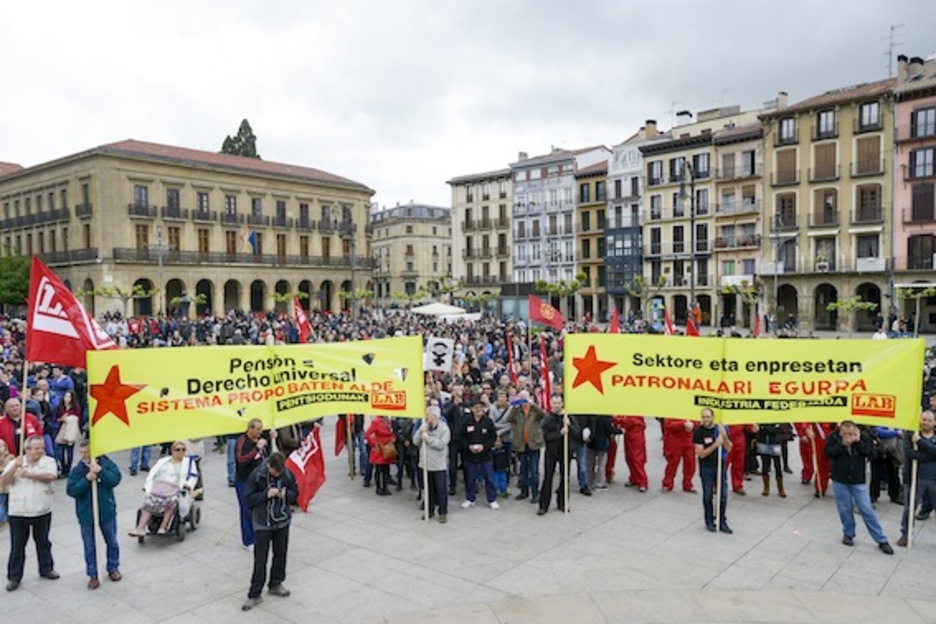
[461,500,475,509]
[489,501,500,510]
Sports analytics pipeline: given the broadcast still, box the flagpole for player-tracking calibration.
[715,417,723,530]
[19,360,29,455]
[90,457,102,585]
[422,437,429,523]
[909,453,919,549]
[563,418,570,515]
[347,415,355,480]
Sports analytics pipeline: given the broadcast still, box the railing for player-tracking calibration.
[496,246,509,257]
[463,276,499,286]
[809,165,840,182]
[854,118,883,134]
[896,123,936,142]
[812,120,839,140]
[192,210,217,223]
[246,214,269,226]
[127,203,157,218]
[478,247,493,259]
[39,248,99,264]
[902,207,936,224]
[771,170,799,186]
[479,219,493,229]
[850,160,885,177]
[714,234,761,250]
[809,210,839,227]
[271,215,292,228]
[716,163,763,180]
[715,199,760,215]
[462,248,476,259]
[774,127,798,146]
[161,206,189,221]
[460,220,475,231]
[75,203,93,218]
[775,214,799,230]
[496,218,508,230]
[514,230,526,240]
[220,212,241,225]
[318,219,335,233]
[111,248,360,268]
[851,206,883,224]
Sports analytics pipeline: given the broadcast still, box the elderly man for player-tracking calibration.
[0,398,43,456]
[235,418,271,549]
[506,390,546,503]
[1,435,59,591]
[66,439,122,589]
[414,405,451,523]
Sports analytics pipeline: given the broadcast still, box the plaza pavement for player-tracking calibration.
[4,422,936,624]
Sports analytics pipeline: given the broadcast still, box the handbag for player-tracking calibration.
[61,415,81,444]
[377,441,398,462]
[756,442,781,457]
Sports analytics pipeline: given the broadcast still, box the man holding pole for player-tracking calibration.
[898,410,936,548]
[538,395,572,515]
[693,408,733,534]
[414,405,450,523]
[66,439,122,589]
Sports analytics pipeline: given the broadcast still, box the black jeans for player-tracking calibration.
[424,469,448,516]
[539,451,567,511]
[8,513,54,582]
[249,526,289,598]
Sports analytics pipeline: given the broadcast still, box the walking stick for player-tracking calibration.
[347,415,354,480]
[563,418,570,514]
[909,452,919,550]
[715,423,723,529]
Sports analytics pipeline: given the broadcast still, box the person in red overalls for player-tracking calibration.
[605,416,627,484]
[794,423,813,485]
[726,423,751,495]
[662,418,696,492]
[620,416,648,491]
[804,422,833,497]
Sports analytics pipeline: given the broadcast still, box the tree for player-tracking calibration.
[625,275,669,321]
[721,279,763,329]
[0,254,30,307]
[826,295,877,338]
[85,284,159,319]
[534,271,587,320]
[221,119,261,159]
[897,286,936,336]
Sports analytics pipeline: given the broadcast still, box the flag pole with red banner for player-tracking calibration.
[293,295,311,343]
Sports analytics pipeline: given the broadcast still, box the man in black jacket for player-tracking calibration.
[242,452,299,611]
[899,410,936,547]
[460,400,499,510]
[538,396,575,515]
[825,421,894,554]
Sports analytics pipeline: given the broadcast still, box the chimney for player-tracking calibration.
[898,54,909,81]
[518,151,528,161]
[777,91,788,110]
[908,56,925,77]
[645,119,658,138]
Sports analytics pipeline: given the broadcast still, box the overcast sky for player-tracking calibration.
[1,1,933,209]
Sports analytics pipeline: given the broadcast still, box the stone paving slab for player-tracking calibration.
[4,420,936,623]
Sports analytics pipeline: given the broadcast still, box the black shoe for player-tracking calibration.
[916,512,930,521]
[41,571,60,580]
[130,469,138,476]
[6,580,19,591]
[141,466,150,472]
[580,487,592,496]
[515,492,529,500]
[719,524,733,535]
[395,483,403,491]
[879,542,894,555]
[448,487,456,496]
[363,481,371,488]
[890,498,904,506]
[529,496,538,504]
[537,508,547,516]
[842,536,855,546]
[706,524,716,532]
[783,467,793,474]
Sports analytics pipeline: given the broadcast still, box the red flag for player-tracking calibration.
[335,415,347,456]
[663,308,675,336]
[528,294,565,331]
[686,315,700,337]
[754,314,761,338]
[293,295,311,343]
[128,318,141,335]
[505,331,519,385]
[286,427,327,511]
[26,256,117,367]
[609,306,620,334]
[539,334,552,412]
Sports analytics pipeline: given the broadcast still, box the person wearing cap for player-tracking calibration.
[506,390,546,503]
[459,399,499,510]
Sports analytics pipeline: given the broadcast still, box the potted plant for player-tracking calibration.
[815,253,829,272]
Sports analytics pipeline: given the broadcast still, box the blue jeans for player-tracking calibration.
[700,463,728,528]
[353,430,370,481]
[901,478,936,537]
[464,460,497,503]
[226,437,237,483]
[519,449,541,497]
[832,481,888,543]
[130,445,151,471]
[234,480,255,547]
[573,441,589,489]
[80,518,120,578]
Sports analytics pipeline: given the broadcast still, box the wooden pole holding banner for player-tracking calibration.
[810,431,823,499]
[90,460,102,582]
[347,415,354,480]
[909,451,919,549]
[563,417,570,514]
[714,420,723,529]
[423,437,430,523]
[18,360,29,456]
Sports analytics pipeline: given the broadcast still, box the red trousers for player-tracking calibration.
[623,426,648,488]
[726,428,748,492]
[606,436,618,482]
[662,441,695,490]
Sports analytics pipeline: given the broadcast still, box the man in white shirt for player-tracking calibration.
[1,435,59,591]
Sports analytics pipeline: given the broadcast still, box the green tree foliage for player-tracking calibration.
[0,254,30,305]
[221,119,261,159]
[826,294,877,338]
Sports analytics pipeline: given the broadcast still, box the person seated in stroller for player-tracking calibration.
[128,440,198,537]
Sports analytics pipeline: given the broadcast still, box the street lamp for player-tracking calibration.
[332,205,357,320]
[678,160,696,315]
[155,225,166,316]
[771,213,783,330]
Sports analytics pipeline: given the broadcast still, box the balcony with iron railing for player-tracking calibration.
[809,165,840,183]
[771,169,800,186]
[774,128,799,146]
[715,199,760,217]
[496,246,509,257]
[127,203,157,218]
[75,203,93,218]
[812,120,839,141]
[161,206,189,221]
[462,248,477,260]
[220,212,242,225]
[514,230,526,240]
[716,163,763,180]
[296,215,317,230]
[191,209,217,223]
[809,209,840,228]
[775,213,799,230]
[528,230,542,240]
[715,234,762,250]
[39,248,99,265]
[851,205,883,224]
[902,206,936,224]
[478,247,493,259]
[112,247,360,268]
[479,218,493,229]
[896,123,936,143]
[850,159,885,177]
[495,218,508,230]
[854,117,883,134]
[271,215,292,229]
[246,214,270,226]
[460,220,476,231]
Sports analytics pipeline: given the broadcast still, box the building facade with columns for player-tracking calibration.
[0,140,374,317]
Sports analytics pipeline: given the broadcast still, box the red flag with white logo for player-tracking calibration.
[528,294,565,331]
[539,334,552,412]
[286,426,327,511]
[293,295,312,343]
[26,256,117,367]
[663,307,675,336]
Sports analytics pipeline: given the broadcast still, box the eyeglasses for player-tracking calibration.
[172,446,186,452]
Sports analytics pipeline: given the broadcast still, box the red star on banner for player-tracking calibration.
[90,365,145,426]
[571,345,616,393]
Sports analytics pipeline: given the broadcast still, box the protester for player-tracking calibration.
[235,419,270,548]
[538,395,572,515]
[898,411,936,547]
[506,390,545,503]
[662,417,696,493]
[414,405,450,523]
[621,416,649,492]
[365,416,397,496]
[0,397,42,457]
[460,399,499,510]
[693,409,733,534]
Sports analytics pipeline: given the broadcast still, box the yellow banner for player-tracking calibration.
[88,336,424,456]
[564,334,924,430]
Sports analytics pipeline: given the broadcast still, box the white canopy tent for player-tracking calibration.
[410,302,467,316]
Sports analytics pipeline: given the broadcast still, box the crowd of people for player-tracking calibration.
[0,306,934,608]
